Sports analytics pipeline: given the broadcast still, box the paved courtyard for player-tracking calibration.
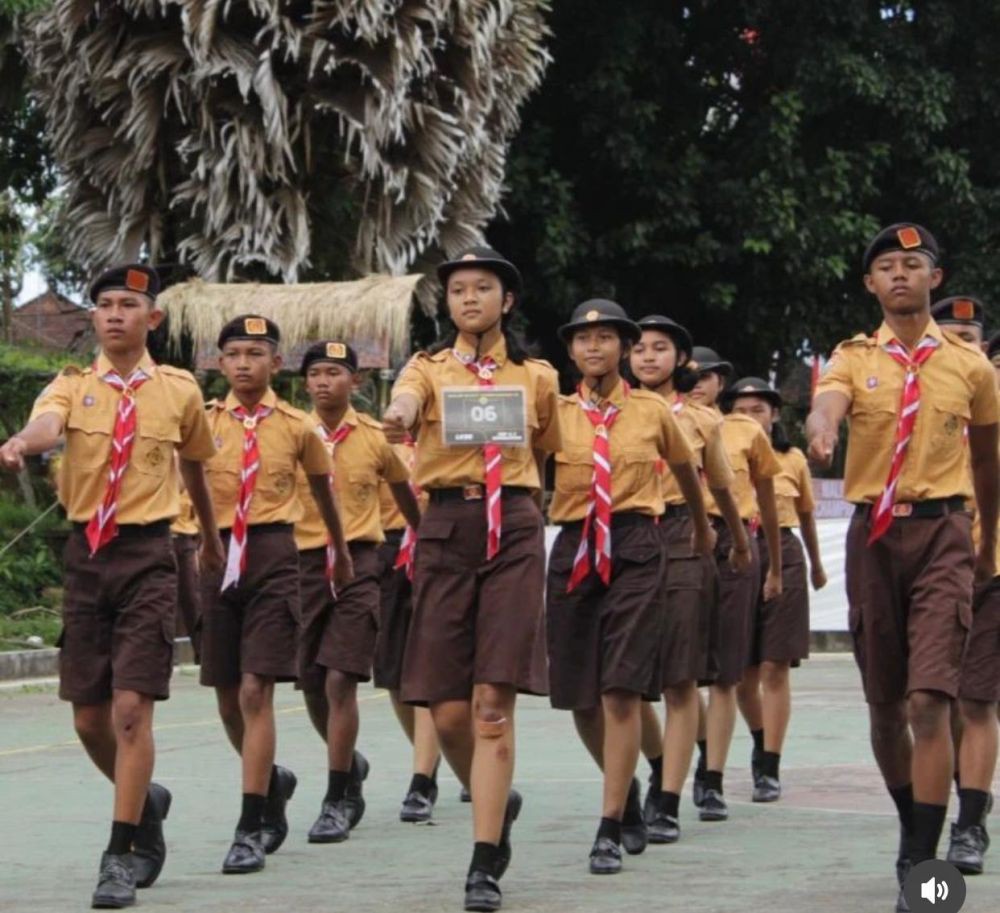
[1,655,998,913]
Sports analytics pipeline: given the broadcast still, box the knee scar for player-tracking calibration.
[476,717,509,739]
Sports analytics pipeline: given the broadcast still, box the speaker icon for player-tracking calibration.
[920,876,949,905]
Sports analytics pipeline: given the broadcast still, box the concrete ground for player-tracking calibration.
[1,655,997,913]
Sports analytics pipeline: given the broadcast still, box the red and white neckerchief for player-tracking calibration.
[867,335,941,544]
[567,382,628,591]
[85,366,151,555]
[393,437,420,580]
[221,403,274,590]
[317,421,354,595]
[452,350,503,559]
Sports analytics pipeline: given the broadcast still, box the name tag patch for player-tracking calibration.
[441,386,528,447]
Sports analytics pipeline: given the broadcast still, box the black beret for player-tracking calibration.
[690,346,734,379]
[987,331,1000,361]
[721,376,782,409]
[300,341,359,376]
[636,315,693,357]
[931,295,985,329]
[862,223,939,273]
[438,246,522,294]
[217,314,281,349]
[88,263,160,303]
[558,299,641,344]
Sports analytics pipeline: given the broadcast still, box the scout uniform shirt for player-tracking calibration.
[391,336,562,490]
[204,389,331,528]
[549,380,694,523]
[662,393,734,504]
[703,413,782,520]
[29,351,216,523]
[378,443,424,532]
[816,319,999,504]
[773,448,816,528]
[295,407,410,549]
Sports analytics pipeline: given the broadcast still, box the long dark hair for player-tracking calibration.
[427,278,529,364]
[771,420,792,453]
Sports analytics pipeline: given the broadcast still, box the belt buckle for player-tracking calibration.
[891,503,913,518]
[462,484,485,501]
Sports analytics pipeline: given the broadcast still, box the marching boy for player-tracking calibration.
[199,316,352,875]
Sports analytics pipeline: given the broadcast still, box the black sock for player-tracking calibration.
[106,821,137,856]
[696,740,707,771]
[325,769,351,803]
[910,802,947,864]
[703,770,723,794]
[957,788,991,830]
[597,816,622,843]
[888,783,914,834]
[431,757,441,784]
[954,768,962,794]
[760,751,780,779]
[238,793,266,832]
[647,754,663,787]
[469,841,501,876]
[751,728,765,752]
[409,773,436,798]
[658,791,680,818]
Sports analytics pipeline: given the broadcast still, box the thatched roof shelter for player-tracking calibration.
[159,274,422,369]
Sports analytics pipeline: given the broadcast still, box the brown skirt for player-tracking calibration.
[751,529,810,665]
[372,532,412,692]
[546,516,667,710]
[400,494,548,705]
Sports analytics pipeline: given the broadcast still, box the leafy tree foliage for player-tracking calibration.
[492,0,1000,386]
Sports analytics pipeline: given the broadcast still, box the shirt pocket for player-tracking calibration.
[619,447,659,493]
[64,409,114,468]
[132,415,182,478]
[848,389,898,444]
[260,459,298,502]
[929,396,971,455]
[343,468,378,508]
[554,449,593,493]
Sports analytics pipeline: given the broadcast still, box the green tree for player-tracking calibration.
[492,0,1000,388]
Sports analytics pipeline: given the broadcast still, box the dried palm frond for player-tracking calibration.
[159,273,422,363]
[24,1,551,300]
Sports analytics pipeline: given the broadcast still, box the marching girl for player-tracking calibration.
[382,247,562,912]
[545,299,715,875]
[629,316,752,844]
[687,348,783,822]
[723,378,826,802]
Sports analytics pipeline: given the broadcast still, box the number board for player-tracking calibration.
[441,386,528,447]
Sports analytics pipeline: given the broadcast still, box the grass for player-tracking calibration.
[0,609,61,652]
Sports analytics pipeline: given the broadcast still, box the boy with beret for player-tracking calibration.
[931,296,1000,874]
[808,224,1000,910]
[200,316,352,875]
[0,264,224,909]
[294,341,421,843]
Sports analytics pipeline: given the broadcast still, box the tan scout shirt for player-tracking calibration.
[294,407,410,549]
[816,319,999,503]
[773,447,816,529]
[379,443,423,532]
[703,413,782,520]
[662,394,734,505]
[204,388,331,529]
[391,337,562,490]
[29,350,215,524]
[549,380,694,523]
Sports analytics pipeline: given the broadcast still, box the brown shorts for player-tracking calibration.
[373,532,412,691]
[198,525,301,688]
[401,493,548,705]
[58,525,177,704]
[298,541,380,691]
[173,533,201,662]
[846,511,973,704]
[658,512,718,689]
[547,517,667,710]
[703,519,760,687]
[958,576,1000,703]
[750,529,810,666]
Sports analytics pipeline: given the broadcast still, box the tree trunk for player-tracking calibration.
[1,271,12,343]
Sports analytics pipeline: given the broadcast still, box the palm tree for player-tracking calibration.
[24,0,551,282]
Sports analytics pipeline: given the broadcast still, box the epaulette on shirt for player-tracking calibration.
[526,356,557,371]
[60,364,84,377]
[357,412,384,431]
[275,398,307,420]
[941,328,987,355]
[158,364,198,384]
[841,333,875,348]
[206,398,223,411]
